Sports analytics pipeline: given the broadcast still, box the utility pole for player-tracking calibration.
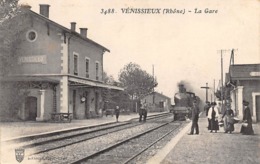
[217,49,236,112]
[201,83,209,103]
[221,50,224,111]
[213,79,215,101]
[152,65,155,104]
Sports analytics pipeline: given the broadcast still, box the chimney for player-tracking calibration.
[39,4,50,18]
[71,22,76,32]
[21,4,32,10]
[80,28,88,38]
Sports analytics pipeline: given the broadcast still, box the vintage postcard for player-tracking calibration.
[0,0,259,163]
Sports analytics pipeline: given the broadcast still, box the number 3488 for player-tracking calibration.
[100,9,115,15]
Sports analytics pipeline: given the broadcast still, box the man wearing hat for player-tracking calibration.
[188,100,200,135]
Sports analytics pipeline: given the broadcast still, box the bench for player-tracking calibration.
[51,113,73,122]
[105,109,114,117]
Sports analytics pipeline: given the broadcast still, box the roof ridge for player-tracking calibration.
[28,10,110,52]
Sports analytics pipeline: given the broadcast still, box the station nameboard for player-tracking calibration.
[18,55,47,64]
[250,72,260,76]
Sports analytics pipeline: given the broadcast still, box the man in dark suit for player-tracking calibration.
[188,100,200,135]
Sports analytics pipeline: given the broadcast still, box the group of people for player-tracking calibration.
[108,100,148,123]
[189,99,254,135]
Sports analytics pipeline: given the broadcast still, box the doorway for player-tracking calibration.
[256,96,260,122]
[73,90,76,119]
[25,96,37,121]
[95,92,98,114]
[85,91,90,118]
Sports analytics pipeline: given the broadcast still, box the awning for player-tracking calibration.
[68,76,124,91]
[0,76,59,84]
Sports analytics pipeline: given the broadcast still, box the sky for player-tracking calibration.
[19,0,259,101]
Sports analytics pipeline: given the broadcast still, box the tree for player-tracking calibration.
[0,1,31,120]
[118,62,157,100]
[0,1,30,74]
[0,0,20,23]
[103,71,115,85]
[215,86,231,101]
[101,71,132,112]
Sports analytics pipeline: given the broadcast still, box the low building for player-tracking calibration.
[141,92,171,112]
[226,64,260,122]
[0,4,123,121]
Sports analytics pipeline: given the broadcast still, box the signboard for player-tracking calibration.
[18,55,47,64]
[250,72,260,76]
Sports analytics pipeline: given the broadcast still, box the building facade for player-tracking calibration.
[141,92,171,112]
[226,64,260,122]
[0,5,123,121]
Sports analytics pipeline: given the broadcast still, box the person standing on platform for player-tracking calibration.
[139,100,144,122]
[188,100,200,135]
[143,101,148,122]
[139,100,148,122]
[204,101,211,128]
[240,101,254,135]
[115,105,120,122]
[222,103,235,133]
[208,102,219,133]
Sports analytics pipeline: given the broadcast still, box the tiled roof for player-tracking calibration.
[142,92,171,100]
[28,10,110,52]
[229,64,260,80]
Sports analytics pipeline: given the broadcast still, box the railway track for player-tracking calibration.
[3,113,172,157]
[70,118,185,164]
[23,115,186,164]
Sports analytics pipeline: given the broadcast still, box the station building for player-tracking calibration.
[226,64,260,122]
[0,4,123,121]
[141,92,171,112]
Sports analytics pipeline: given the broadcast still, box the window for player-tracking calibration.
[26,30,37,42]
[96,62,99,80]
[73,53,78,75]
[85,58,89,78]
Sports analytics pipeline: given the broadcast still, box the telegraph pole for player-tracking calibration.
[213,79,216,101]
[221,50,224,110]
[152,65,155,104]
[217,49,236,112]
[201,83,209,103]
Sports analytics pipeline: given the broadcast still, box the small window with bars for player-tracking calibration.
[86,58,89,78]
[73,54,78,75]
[96,62,99,80]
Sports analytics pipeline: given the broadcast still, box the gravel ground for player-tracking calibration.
[26,123,160,164]
[133,122,186,164]
[0,113,165,164]
[161,116,260,164]
[85,117,178,164]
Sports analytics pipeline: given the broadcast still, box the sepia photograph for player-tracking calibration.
[0,0,259,163]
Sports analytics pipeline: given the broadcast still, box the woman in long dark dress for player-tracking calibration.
[208,102,219,133]
[222,104,235,133]
[240,101,254,135]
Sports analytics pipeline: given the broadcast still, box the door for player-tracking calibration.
[85,91,90,118]
[95,92,98,114]
[256,96,260,122]
[25,96,37,121]
[73,90,76,119]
